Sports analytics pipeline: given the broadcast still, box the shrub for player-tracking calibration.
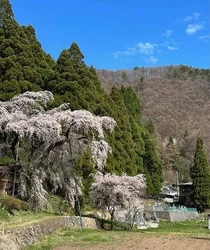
[47,195,73,215]
[21,201,31,211]
[0,195,31,212]
[0,156,15,165]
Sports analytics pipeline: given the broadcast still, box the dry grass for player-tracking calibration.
[25,219,210,250]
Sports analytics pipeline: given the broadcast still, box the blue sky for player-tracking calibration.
[10,0,209,70]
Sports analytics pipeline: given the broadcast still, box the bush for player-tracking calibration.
[0,156,15,165]
[0,195,31,212]
[47,195,73,215]
[21,201,31,211]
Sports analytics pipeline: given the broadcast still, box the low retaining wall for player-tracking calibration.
[0,216,97,250]
[149,211,199,221]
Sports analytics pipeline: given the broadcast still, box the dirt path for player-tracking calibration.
[53,234,210,250]
[5,216,59,229]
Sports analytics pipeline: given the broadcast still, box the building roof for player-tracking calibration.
[178,182,192,186]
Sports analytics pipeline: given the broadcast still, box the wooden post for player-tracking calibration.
[12,168,17,196]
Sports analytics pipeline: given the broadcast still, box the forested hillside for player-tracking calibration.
[0,0,162,209]
[97,66,210,183]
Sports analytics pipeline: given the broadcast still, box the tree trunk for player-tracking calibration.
[110,207,115,230]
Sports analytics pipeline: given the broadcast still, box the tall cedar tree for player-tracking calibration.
[190,138,210,210]
[142,131,162,195]
[0,0,55,100]
[0,0,163,200]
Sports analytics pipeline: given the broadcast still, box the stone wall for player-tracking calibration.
[0,216,97,250]
[148,211,199,222]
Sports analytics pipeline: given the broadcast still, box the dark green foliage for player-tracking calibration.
[48,43,112,115]
[0,0,55,100]
[144,119,155,135]
[145,170,156,195]
[142,131,162,194]
[47,195,72,214]
[121,86,141,120]
[74,150,96,206]
[164,64,210,81]
[107,86,135,174]
[0,156,15,165]
[168,136,174,145]
[0,1,163,203]
[190,138,210,210]
[121,71,128,82]
[104,85,162,195]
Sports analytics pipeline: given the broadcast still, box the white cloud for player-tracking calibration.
[199,34,210,41]
[186,23,204,35]
[184,12,201,22]
[136,42,157,54]
[145,56,158,63]
[113,42,157,59]
[167,46,178,50]
[163,29,172,37]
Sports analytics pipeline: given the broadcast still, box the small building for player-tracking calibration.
[160,185,178,204]
[178,182,193,206]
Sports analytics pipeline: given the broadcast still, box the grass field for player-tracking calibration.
[24,219,210,250]
[0,209,60,229]
[1,208,210,250]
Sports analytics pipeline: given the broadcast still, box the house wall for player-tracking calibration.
[179,184,193,205]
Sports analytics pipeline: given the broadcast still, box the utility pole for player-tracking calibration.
[176,171,179,200]
[74,175,83,229]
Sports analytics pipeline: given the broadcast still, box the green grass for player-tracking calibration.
[0,210,61,229]
[140,219,210,235]
[23,218,210,250]
[0,208,10,221]
[24,228,115,250]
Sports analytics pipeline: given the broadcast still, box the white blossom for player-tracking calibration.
[90,173,146,209]
[0,91,117,207]
[99,116,116,133]
[1,91,53,116]
[0,91,116,152]
[90,173,146,229]
[12,90,54,105]
[90,139,112,170]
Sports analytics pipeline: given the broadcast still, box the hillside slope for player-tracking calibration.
[97,66,210,182]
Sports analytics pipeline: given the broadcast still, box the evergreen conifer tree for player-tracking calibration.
[142,131,162,194]
[190,138,210,210]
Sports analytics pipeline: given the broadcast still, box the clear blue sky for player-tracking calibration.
[10,0,209,70]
